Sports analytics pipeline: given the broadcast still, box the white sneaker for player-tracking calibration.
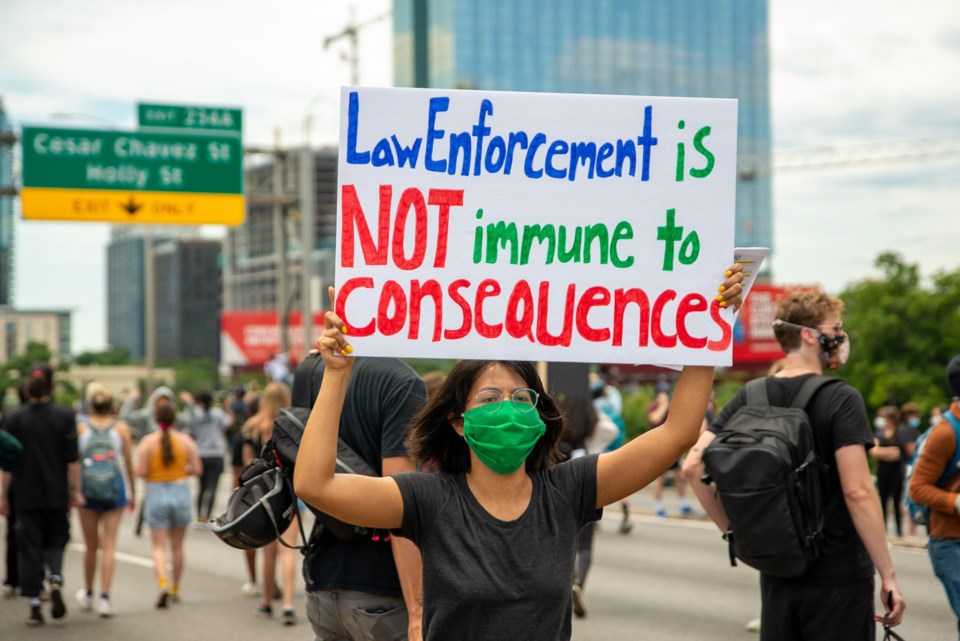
[97,597,113,618]
[241,582,259,597]
[75,588,93,612]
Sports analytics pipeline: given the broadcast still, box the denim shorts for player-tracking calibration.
[145,482,192,529]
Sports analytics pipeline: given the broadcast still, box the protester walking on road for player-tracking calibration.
[295,267,743,641]
[909,355,960,639]
[898,401,923,539]
[647,378,695,518]
[231,391,261,598]
[683,287,906,640]
[137,403,201,608]
[870,405,906,537]
[75,384,136,617]
[0,379,26,599]
[183,391,230,526]
[590,373,634,533]
[292,354,426,641]
[120,386,195,441]
[0,363,81,626]
[240,382,299,623]
[557,394,618,619]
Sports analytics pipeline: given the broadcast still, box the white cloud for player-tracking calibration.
[769,0,960,291]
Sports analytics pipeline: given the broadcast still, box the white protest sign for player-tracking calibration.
[335,87,738,365]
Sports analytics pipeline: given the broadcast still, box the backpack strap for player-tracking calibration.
[744,378,770,407]
[937,411,960,487]
[743,375,838,410]
[790,375,837,410]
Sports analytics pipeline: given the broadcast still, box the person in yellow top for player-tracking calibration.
[136,402,201,609]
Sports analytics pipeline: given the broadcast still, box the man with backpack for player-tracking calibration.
[909,355,960,639]
[682,288,905,640]
[292,352,426,641]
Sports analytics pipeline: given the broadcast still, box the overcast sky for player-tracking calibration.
[1,0,958,352]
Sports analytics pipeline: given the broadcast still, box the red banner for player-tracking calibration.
[732,283,791,366]
[220,311,325,367]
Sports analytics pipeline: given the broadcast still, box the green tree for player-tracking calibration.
[0,341,81,407]
[74,346,131,366]
[160,358,220,394]
[840,252,960,414]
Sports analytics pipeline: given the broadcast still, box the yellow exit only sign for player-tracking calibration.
[20,187,244,225]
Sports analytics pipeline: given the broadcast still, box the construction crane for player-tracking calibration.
[323,6,391,86]
[738,135,960,180]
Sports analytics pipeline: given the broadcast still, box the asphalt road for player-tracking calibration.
[0,487,953,640]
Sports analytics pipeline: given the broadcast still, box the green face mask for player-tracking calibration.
[462,401,546,475]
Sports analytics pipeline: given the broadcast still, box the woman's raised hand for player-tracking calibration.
[717,263,745,312]
[315,286,355,372]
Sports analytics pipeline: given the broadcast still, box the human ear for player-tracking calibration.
[447,412,464,436]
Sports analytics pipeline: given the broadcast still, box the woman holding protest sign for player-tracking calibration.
[294,265,743,641]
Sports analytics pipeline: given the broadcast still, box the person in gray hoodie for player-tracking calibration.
[120,386,196,442]
[180,392,230,525]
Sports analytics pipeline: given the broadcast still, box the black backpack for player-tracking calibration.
[266,406,378,541]
[701,375,838,578]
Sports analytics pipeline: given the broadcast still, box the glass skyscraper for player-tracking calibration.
[0,98,14,303]
[394,0,772,254]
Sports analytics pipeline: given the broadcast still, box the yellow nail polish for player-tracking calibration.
[719,301,727,308]
[342,326,349,335]
[718,285,726,293]
[345,345,353,354]
[725,270,732,277]
[340,349,347,356]
[715,295,723,302]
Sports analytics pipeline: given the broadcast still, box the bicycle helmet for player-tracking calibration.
[212,460,295,550]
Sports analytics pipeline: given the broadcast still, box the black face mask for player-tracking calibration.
[818,332,845,354]
[773,319,848,367]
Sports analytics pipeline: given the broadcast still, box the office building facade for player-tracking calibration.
[393,0,773,254]
[0,99,14,304]
[154,238,222,360]
[106,227,215,360]
[219,148,338,367]
[107,235,147,359]
[0,306,71,364]
[223,147,338,313]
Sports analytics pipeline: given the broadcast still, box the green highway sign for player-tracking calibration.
[137,102,242,135]
[22,126,242,193]
[21,125,245,225]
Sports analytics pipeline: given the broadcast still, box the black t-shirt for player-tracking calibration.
[876,432,904,483]
[297,355,427,596]
[710,374,875,585]
[394,454,601,641]
[3,402,78,509]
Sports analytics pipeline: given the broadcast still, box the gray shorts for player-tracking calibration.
[145,482,192,529]
[306,589,407,641]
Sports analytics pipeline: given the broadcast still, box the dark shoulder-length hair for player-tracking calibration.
[405,360,563,474]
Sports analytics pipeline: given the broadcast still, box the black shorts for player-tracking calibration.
[760,574,875,641]
[230,435,245,468]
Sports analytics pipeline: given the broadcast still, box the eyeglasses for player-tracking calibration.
[817,322,843,334]
[773,319,844,335]
[467,388,540,414]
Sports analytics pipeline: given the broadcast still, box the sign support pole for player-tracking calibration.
[300,143,315,356]
[144,226,155,395]
[273,129,289,353]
